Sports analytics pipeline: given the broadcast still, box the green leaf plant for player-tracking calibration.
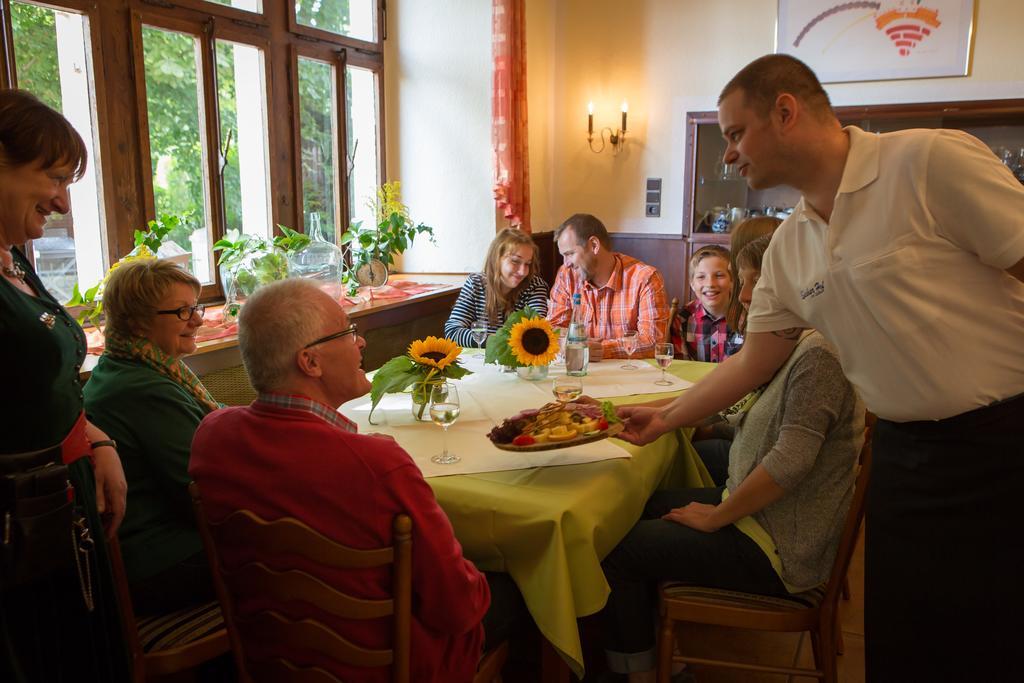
[66,213,189,327]
[339,181,437,271]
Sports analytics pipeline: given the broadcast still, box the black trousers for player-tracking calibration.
[866,393,1024,682]
[599,487,788,673]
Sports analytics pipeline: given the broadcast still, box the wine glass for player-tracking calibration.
[429,382,461,465]
[654,342,674,386]
[552,375,583,404]
[620,330,639,369]
[471,320,488,348]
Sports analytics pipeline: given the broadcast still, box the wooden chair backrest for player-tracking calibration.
[107,534,149,682]
[189,482,412,683]
[665,297,680,344]
[107,532,228,682]
[820,414,874,609]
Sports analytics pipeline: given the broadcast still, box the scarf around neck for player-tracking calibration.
[104,331,221,414]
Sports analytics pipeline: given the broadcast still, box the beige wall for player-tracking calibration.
[383,0,1024,273]
[384,0,495,273]
[530,0,1024,236]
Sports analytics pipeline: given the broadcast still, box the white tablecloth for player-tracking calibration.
[338,352,659,478]
[545,357,693,398]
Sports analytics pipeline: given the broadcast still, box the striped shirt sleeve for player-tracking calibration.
[515,276,550,317]
[444,274,550,348]
[444,274,487,348]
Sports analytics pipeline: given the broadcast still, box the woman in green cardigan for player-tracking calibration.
[84,258,221,615]
[1,89,129,683]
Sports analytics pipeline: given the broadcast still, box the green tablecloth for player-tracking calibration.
[428,359,717,678]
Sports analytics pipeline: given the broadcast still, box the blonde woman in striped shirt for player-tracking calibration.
[444,228,549,348]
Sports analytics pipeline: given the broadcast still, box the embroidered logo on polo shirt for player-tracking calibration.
[800,281,825,300]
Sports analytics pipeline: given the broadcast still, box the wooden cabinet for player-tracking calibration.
[682,98,1024,284]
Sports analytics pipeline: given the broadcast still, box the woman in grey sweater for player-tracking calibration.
[599,234,864,679]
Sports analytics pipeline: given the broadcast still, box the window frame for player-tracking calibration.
[0,0,386,305]
[1,0,119,272]
[288,0,384,53]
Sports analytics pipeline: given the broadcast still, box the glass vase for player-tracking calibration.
[516,364,550,381]
[288,217,345,300]
[219,246,290,318]
[410,380,445,421]
[411,393,429,421]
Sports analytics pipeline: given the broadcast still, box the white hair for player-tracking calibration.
[238,279,332,393]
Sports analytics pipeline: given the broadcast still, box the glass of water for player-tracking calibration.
[471,320,488,348]
[654,342,674,386]
[552,375,583,403]
[429,382,461,465]
[620,330,639,369]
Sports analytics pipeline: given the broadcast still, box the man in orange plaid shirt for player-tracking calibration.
[548,213,669,360]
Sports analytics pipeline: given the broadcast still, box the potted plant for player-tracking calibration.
[65,213,189,328]
[213,225,311,319]
[340,181,436,287]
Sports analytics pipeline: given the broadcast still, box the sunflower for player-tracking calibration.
[408,336,461,370]
[508,317,559,366]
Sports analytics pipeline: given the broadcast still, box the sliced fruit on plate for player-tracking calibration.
[546,425,579,442]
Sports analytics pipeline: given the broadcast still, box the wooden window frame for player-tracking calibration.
[288,0,384,53]
[0,0,386,304]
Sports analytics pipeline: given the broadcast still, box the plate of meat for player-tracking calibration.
[487,401,624,452]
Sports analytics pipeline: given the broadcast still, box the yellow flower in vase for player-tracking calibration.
[369,335,471,424]
[508,317,559,367]
[408,336,461,370]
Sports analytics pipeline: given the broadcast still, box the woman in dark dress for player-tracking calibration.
[0,89,130,682]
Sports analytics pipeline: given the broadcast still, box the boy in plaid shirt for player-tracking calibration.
[671,245,742,362]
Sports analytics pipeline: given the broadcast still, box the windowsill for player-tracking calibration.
[80,273,467,378]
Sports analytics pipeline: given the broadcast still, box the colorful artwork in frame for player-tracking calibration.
[776,0,975,83]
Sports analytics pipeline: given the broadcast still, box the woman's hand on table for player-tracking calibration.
[616,405,671,445]
[662,502,723,533]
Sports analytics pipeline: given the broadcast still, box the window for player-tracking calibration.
[295,0,377,43]
[9,1,106,302]
[1,0,384,302]
[216,39,273,241]
[141,25,215,282]
[205,0,262,11]
[346,65,380,233]
[297,56,340,242]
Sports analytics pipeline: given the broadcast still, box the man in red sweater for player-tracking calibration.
[190,279,490,683]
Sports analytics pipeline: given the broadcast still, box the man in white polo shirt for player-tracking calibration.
[619,54,1024,679]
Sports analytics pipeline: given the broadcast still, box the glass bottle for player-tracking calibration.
[287,214,345,300]
[565,293,589,377]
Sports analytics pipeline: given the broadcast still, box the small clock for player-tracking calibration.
[355,259,389,287]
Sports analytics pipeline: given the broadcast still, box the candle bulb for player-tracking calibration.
[588,101,594,136]
[621,100,628,133]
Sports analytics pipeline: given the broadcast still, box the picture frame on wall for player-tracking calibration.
[775,0,975,83]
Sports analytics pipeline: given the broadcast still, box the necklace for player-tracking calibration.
[2,260,26,283]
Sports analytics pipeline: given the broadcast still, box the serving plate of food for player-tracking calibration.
[487,401,624,452]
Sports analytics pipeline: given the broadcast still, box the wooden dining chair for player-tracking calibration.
[189,482,413,683]
[665,297,680,344]
[654,433,873,683]
[842,412,875,603]
[107,535,229,683]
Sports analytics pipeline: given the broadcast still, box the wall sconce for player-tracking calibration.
[587,100,628,154]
